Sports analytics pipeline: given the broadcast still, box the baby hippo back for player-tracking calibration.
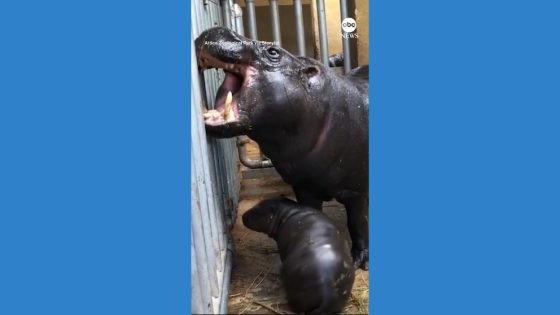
[242,198,355,314]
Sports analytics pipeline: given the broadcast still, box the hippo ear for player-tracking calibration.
[302,66,322,89]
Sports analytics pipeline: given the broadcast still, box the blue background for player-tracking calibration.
[0,0,558,314]
[372,0,560,314]
[0,1,189,314]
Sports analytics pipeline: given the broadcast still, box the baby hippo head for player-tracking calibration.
[242,198,293,236]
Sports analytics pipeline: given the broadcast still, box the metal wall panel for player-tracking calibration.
[191,0,240,313]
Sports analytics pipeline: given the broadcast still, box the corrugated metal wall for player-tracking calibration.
[191,1,241,314]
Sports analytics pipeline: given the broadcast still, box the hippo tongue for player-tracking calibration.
[203,110,223,123]
[215,72,242,106]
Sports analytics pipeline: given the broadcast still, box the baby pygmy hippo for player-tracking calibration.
[242,198,355,314]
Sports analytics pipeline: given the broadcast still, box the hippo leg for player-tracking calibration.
[293,186,323,210]
[341,196,369,270]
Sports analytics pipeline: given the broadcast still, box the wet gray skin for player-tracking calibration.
[195,27,369,270]
[243,198,355,314]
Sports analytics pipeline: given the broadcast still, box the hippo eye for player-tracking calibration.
[266,47,280,59]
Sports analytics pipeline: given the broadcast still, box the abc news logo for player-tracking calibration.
[341,18,359,38]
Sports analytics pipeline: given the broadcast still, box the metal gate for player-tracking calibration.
[190,1,242,314]
[191,1,362,313]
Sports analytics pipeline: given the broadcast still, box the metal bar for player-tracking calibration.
[340,0,351,73]
[221,141,234,229]
[192,106,224,277]
[229,140,241,223]
[294,0,306,56]
[190,215,202,314]
[207,140,226,256]
[246,0,258,40]
[218,242,234,314]
[195,0,200,32]
[269,0,282,46]
[191,40,224,271]
[220,0,232,29]
[316,0,329,65]
[191,156,219,302]
[233,4,245,36]
[228,0,237,31]
[191,232,210,314]
[191,0,240,313]
[237,136,273,168]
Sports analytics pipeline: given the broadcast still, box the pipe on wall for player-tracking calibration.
[237,136,273,169]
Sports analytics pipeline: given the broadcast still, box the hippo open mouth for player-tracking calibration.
[194,27,309,137]
[197,50,256,127]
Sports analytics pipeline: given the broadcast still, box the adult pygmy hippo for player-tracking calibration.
[195,27,369,270]
[243,198,355,314]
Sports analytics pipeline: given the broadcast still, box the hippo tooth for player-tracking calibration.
[223,91,233,121]
[224,91,232,113]
[226,110,235,122]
